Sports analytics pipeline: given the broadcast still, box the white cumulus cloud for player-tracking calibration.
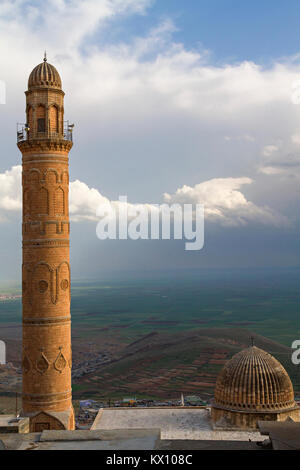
[0,166,288,227]
[69,179,110,221]
[0,0,299,235]
[259,137,300,177]
[0,166,22,219]
[262,145,279,157]
[164,177,287,227]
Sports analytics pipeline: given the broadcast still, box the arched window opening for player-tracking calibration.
[36,105,46,133]
[55,187,65,215]
[49,105,59,134]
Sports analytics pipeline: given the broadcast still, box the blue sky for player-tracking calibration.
[1,0,300,281]
[98,0,300,64]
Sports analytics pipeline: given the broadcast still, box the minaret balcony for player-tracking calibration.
[17,121,73,143]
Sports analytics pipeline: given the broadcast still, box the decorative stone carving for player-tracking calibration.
[36,352,50,374]
[38,280,48,293]
[61,279,69,290]
[54,348,67,373]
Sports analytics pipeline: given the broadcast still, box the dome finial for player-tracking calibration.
[44,50,47,62]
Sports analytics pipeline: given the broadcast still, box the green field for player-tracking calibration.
[1,268,300,347]
[1,268,300,399]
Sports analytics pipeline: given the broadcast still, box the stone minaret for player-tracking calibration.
[17,55,74,432]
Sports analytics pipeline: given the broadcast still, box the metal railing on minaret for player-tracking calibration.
[17,121,74,143]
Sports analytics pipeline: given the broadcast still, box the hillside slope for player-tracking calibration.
[73,327,298,400]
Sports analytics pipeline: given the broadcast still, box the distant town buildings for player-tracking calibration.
[0,294,21,301]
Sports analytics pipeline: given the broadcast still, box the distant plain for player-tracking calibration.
[1,268,300,400]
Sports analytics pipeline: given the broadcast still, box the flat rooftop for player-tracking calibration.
[258,421,300,450]
[92,407,264,441]
[0,428,263,451]
[0,429,160,450]
[0,408,268,449]
[0,415,29,434]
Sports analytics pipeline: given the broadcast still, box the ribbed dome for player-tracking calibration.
[213,346,296,412]
[28,58,62,90]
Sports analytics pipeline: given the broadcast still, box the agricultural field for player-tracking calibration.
[69,268,300,347]
[1,268,300,401]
